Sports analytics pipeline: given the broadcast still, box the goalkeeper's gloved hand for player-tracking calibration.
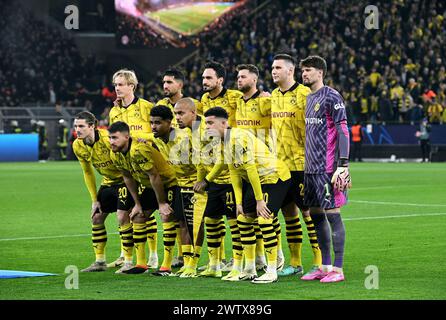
[331,159,352,192]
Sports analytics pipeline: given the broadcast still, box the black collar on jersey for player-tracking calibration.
[82,130,100,147]
[279,81,299,95]
[162,128,175,143]
[242,90,260,103]
[123,137,132,156]
[122,95,139,108]
[209,88,227,100]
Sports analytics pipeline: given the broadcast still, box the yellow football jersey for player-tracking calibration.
[271,82,310,171]
[199,136,231,184]
[108,96,154,140]
[201,88,243,128]
[236,91,272,146]
[110,138,177,189]
[225,128,290,184]
[153,128,197,188]
[73,129,123,186]
[188,115,231,184]
[73,129,123,201]
[224,128,290,204]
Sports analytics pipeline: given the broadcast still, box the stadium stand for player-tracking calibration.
[1,0,445,127]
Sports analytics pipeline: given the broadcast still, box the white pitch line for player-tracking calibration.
[350,185,428,191]
[350,200,446,207]
[343,212,446,221]
[1,213,446,242]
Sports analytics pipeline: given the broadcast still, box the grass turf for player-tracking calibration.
[0,161,445,300]
[146,3,234,36]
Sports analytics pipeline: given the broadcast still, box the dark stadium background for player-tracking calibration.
[1,0,446,306]
[0,0,445,161]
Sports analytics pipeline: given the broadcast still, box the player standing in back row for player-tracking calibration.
[108,69,158,269]
[270,54,322,277]
[299,55,352,283]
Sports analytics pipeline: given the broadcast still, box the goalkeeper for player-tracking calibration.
[299,56,352,283]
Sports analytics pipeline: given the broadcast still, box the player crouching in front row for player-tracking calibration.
[204,107,292,284]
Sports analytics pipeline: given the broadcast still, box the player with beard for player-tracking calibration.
[109,121,178,274]
[234,64,272,272]
[201,61,242,128]
[199,61,243,272]
[271,54,322,277]
[300,55,351,283]
[156,68,203,267]
[73,111,134,274]
[156,68,203,129]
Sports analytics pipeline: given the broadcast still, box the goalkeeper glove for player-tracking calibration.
[331,159,352,192]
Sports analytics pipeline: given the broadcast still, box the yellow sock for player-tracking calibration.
[285,216,303,267]
[133,223,147,266]
[175,222,183,257]
[205,217,222,269]
[228,218,243,271]
[161,221,176,270]
[258,216,278,272]
[92,224,107,262]
[146,213,158,256]
[191,245,202,269]
[182,244,194,268]
[254,221,265,262]
[304,216,322,266]
[119,223,133,263]
[237,215,256,271]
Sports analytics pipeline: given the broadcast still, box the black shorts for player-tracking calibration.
[203,182,237,219]
[135,184,178,212]
[97,184,132,213]
[174,187,195,232]
[282,171,308,210]
[304,173,348,209]
[243,178,291,216]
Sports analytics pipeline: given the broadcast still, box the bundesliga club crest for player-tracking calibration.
[290,98,296,105]
[314,103,320,112]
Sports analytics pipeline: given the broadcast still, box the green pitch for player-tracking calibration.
[0,162,445,300]
[146,3,235,36]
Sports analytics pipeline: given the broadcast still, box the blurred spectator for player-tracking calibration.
[2,0,446,128]
[350,121,363,162]
[415,118,431,162]
[408,103,425,125]
[408,78,422,104]
[56,119,69,160]
[427,98,443,124]
[378,90,393,123]
[36,121,49,160]
[442,107,446,124]
[422,89,436,103]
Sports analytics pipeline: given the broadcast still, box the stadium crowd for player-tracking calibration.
[0,1,109,115]
[1,0,446,125]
